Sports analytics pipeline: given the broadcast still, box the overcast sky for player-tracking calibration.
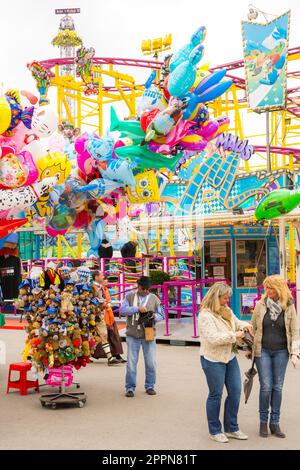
[1,0,298,87]
[0,0,299,138]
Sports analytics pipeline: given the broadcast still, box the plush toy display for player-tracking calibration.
[20,268,104,374]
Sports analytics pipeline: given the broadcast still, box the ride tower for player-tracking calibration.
[52,8,82,119]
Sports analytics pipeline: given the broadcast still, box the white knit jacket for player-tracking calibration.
[198,308,249,364]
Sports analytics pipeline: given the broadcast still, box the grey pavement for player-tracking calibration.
[0,329,299,450]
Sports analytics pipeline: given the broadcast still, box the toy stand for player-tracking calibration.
[40,365,87,409]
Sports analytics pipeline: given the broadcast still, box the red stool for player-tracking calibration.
[7,362,39,395]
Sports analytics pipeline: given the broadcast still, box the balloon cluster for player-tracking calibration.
[0,26,234,256]
[114,26,232,169]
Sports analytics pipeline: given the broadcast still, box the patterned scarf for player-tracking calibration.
[266,297,282,321]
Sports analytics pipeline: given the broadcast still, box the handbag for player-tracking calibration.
[139,311,155,342]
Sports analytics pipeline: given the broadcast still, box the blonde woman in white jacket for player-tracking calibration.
[198,282,252,443]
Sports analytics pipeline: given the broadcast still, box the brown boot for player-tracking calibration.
[259,422,268,437]
[269,423,286,438]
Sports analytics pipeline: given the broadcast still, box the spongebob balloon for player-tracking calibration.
[126,170,160,204]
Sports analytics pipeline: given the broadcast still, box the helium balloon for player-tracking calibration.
[182,69,232,120]
[126,170,160,204]
[76,178,121,198]
[37,152,71,184]
[169,26,206,72]
[0,177,57,212]
[255,189,300,221]
[0,90,34,136]
[136,84,167,117]
[109,107,145,144]
[48,205,76,231]
[168,45,204,98]
[114,144,183,172]
[29,106,58,138]
[99,158,136,187]
[145,99,187,142]
[86,134,114,162]
[0,151,28,188]
[73,210,92,229]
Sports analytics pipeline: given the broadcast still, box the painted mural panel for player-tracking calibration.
[242,11,290,112]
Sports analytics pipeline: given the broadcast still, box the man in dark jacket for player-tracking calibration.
[98,239,113,259]
[120,240,138,274]
[98,239,113,274]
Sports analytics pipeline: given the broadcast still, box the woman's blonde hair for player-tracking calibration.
[200,282,232,314]
[262,275,293,310]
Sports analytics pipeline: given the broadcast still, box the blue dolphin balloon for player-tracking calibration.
[168,45,204,98]
[182,70,232,119]
[169,26,206,72]
[86,219,105,257]
[76,178,121,198]
[100,158,136,187]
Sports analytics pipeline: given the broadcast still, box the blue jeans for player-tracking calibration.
[200,356,242,435]
[255,348,289,424]
[125,336,156,392]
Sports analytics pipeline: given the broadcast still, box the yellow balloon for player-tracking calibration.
[37,152,72,185]
[192,63,210,89]
[126,170,160,204]
[0,95,12,135]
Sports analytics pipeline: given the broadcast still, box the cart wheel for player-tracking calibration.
[78,401,84,408]
[51,403,57,409]
[82,399,87,404]
[41,402,46,407]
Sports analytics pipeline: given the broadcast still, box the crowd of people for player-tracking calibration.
[11,258,300,442]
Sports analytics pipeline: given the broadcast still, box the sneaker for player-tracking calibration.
[225,430,248,440]
[125,390,134,397]
[146,388,157,395]
[108,358,120,366]
[210,433,229,443]
[114,356,127,363]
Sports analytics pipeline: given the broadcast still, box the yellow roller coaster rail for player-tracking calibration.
[39,57,161,135]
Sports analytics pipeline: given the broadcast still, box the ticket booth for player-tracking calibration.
[202,224,280,319]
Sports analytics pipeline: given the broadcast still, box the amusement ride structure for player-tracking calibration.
[23,11,300,290]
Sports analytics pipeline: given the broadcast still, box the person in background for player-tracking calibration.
[198,282,252,443]
[93,273,126,363]
[121,240,138,274]
[119,275,164,397]
[0,233,22,302]
[251,275,300,438]
[150,251,163,270]
[91,272,119,366]
[98,238,113,274]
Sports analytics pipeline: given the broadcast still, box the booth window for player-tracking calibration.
[236,239,266,288]
[204,240,232,285]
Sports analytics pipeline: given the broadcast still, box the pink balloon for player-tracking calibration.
[195,120,219,139]
[179,136,207,151]
[18,150,38,185]
[0,122,27,153]
[75,132,98,175]
[46,226,68,237]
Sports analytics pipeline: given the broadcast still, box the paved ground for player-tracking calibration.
[0,329,299,450]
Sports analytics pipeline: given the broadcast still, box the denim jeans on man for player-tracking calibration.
[255,348,289,424]
[200,356,241,435]
[126,336,156,392]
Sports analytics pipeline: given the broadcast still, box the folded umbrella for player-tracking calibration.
[243,362,257,404]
